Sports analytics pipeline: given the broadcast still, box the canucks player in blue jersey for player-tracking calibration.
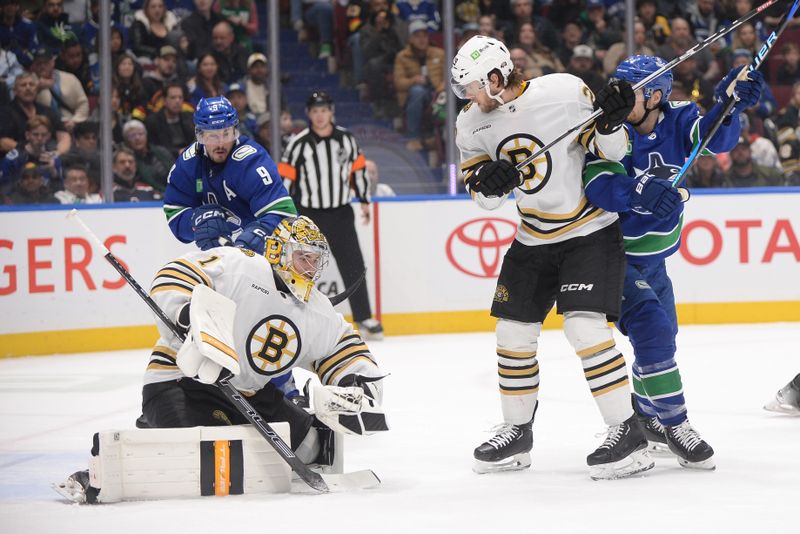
[163,96,297,255]
[583,55,764,470]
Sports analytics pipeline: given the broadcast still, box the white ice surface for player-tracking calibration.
[1,323,798,534]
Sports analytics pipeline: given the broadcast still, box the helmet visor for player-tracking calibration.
[196,126,239,146]
[450,78,485,99]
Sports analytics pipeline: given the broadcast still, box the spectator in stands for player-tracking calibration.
[603,20,654,76]
[214,0,258,52]
[776,43,800,86]
[244,52,268,115]
[56,38,93,96]
[1,113,61,190]
[30,48,89,130]
[362,6,405,118]
[122,119,173,192]
[181,0,223,61]
[187,52,224,106]
[685,0,720,44]
[685,154,730,188]
[291,0,335,59]
[517,21,563,77]
[582,0,621,63]
[393,20,445,152]
[112,146,160,202]
[55,163,101,203]
[36,0,76,53]
[477,14,502,40]
[1,0,38,67]
[732,49,777,120]
[740,112,782,170]
[0,72,71,157]
[775,82,800,181]
[225,82,257,138]
[0,47,23,106]
[396,0,441,31]
[504,0,558,51]
[657,17,719,81]
[62,120,100,190]
[210,20,247,84]
[777,81,800,131]
[6,162,57,205]
[555,21,585,68]
[145,82,194,157]
[636,0,670,48]
[567,44,605,95]
[725,136,784,187]
[143,45,181,112]
[114,55,147,123]
[130,0,178,62]
[509,47,535,79]
[673,55,714,111]
[365,159,395,197]
[254,111,271,152]
[730,21,763,59]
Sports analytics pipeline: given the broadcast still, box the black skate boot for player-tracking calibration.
[473,420,533,474]
[632,395,669,455]
[587,414,654,480]
[52,469,99,504]
[763,375,800,415]
[664,420,715,470]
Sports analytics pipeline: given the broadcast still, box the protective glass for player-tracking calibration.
[450,77,485,99]
[196,126,239,146]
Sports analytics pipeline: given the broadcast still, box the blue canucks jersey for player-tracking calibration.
[163,136,297,243]
[584,101,740,264]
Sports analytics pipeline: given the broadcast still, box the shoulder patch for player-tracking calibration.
[668,101,692,109]
[232,145,258,161]
[461,102,474,113]
[182,144,197,160]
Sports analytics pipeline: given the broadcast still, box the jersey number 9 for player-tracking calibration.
[256,165,272,186]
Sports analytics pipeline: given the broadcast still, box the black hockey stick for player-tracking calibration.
[672,0,800,187]
[328,268,366,306]
[68,210,330,493]
[512,0,781,174]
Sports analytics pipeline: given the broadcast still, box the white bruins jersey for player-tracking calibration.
[456,73,628,246]
[144,247,381,392]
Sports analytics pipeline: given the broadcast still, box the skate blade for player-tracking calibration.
[763,400,800,415]
[647,441,674,457]
[473,452,531,474]
[589,449,654,480]
[52,479,87,504]
[678,456,716,470]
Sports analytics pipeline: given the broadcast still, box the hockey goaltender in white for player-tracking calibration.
[55,215,388,502]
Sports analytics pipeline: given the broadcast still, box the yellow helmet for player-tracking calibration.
[265,216,330,302]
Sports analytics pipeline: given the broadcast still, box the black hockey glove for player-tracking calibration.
[629,173,682,220]
[466,160,522,197]
[594,79,635,134]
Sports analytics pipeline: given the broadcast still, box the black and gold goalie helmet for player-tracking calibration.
[265,216,330,302]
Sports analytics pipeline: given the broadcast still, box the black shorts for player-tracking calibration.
[141,379,313,449]
[491,221,626,323]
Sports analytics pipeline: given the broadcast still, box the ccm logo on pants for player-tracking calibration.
[560,283,594,292]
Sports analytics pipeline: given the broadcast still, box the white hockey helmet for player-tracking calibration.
[450,35,513,99]
[265,216,330,302]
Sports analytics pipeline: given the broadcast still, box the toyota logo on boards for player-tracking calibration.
[446,217,516,278]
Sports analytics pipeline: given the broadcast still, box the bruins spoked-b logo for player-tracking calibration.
[496,134,552,195]
[246,315,302,376]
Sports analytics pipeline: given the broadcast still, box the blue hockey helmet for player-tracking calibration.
[194,96,239,131]
[613,55,672,102]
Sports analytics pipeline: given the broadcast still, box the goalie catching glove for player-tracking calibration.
[313,375,388,436]
[466,159,523,197]
[176,284,240,384]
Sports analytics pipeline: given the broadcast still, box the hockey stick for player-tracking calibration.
[513,0,781,173]
[671,0,800,187]
[328,267,366,306]
[67,210,336,493]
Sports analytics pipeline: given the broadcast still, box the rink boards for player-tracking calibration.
[1,189,799,356]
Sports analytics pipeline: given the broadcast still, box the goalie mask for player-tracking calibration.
[265,216,330,302]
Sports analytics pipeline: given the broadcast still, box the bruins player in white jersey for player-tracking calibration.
[452,36,652,480]
[140,216,387,467]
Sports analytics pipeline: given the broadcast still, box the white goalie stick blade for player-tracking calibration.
[291,470,381,494]
[763,398,800,416]
[473,452,532,474]
[589,449,654,481]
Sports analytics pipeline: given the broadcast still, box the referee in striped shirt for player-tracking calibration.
[278,91,383,339]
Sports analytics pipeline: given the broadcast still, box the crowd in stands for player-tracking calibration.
[0,0,799,206]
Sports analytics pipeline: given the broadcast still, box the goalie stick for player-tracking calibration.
[67,209,379,494]
[512,0,781,174]
[671,0,800,187]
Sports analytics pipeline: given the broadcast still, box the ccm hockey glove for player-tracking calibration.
[714,66,764,115]
[595,79,635,134]
[234,220,271,254]
[466,159,522,197]
[192,205,232,250]
[629,173,683,220]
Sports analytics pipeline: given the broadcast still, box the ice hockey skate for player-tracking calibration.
[587,414,654,480]
[52,469,97,504]
[763,377,800,415]
[638,414,673,456]
[664,420,715,470]
[357,319,384,341]
[473,421,533,474]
